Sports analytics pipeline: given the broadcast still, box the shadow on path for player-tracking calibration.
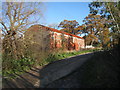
[38,53,94,88]
[2,66,41,88]
[2,53,94,88]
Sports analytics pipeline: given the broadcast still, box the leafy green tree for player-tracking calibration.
[89,1,120,46]
[83,14,111,48]
[58,20,81,35]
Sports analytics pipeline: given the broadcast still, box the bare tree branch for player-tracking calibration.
[0,22,8,31]
[2,2,43,36]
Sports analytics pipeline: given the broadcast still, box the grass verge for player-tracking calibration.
[3,48,99,79]
[39,49,98,66]
[3,57,35,79]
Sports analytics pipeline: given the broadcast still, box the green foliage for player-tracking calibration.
[89,1,120,46]
[3,57,35,79]
[58,20,82,35]
[39,49,99,66]
[83,14,111,48]
[3,48,99,79]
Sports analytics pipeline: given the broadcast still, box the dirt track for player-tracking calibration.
[3,52,94,88]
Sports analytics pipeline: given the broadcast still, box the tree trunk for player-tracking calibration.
[107,3,120,32]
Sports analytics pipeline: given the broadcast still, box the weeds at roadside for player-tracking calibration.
[3,48,99,79]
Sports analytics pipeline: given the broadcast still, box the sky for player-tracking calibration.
[1,1,91,36]
[40,2,90,27]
